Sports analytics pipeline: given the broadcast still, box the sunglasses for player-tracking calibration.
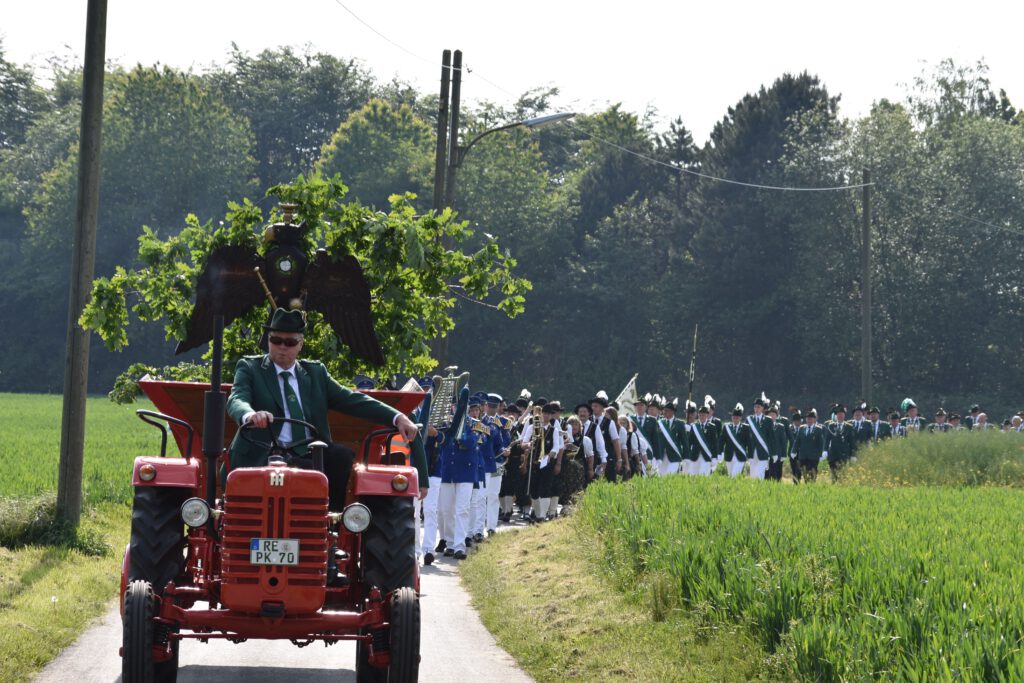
[268,335,302,348]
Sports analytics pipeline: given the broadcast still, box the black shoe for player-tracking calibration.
[435,539,447,553]
[453,550,467,560]
[424,552,435,566]
[465,537,473,548]
[443,547,454,557]
[473,532,485,543]
[487,528,496,536]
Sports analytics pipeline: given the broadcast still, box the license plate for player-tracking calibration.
[249,538,300,565]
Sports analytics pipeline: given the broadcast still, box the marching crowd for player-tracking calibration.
[414,383,1019,565]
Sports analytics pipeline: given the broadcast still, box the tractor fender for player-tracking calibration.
[353,464,419,497]
[132,456,200,488]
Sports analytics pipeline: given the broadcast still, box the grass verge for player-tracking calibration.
[461,517,775,682]
[0,503,129,683]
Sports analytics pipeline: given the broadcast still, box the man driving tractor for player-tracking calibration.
[226,307,428,509]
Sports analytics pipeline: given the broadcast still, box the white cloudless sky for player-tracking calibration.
[3,0,1021,143]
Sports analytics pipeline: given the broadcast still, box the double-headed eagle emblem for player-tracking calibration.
[175,204,385,365]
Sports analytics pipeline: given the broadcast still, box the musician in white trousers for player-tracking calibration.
[437,413,479,560]
[482,394,509,533]
[745,395,775,480]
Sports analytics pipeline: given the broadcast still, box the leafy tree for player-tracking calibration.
[0,40,51,151]
[0,65,257,392]
[316,99,434,210]
[208,45,376,187]
[80,173,531,398]
[686,72,840,394]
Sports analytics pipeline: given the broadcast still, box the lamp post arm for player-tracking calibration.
[456,121,526,167]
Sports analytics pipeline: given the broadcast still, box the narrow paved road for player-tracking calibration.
[34,552,532,682]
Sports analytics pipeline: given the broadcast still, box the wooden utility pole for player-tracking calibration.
[443,50,463,210]
[57,0,107,527]
[431,50,451,212]
[860,169,872,405]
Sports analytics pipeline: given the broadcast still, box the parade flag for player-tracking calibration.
[615,374,640,417]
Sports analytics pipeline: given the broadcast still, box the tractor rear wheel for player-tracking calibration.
[362,496,416,594]
[128,486,186,596]
[123,580,179,683]
[387,587,421,683]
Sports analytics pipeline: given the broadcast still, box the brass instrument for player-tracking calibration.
[522,406,545,474]
[427,365,470,439]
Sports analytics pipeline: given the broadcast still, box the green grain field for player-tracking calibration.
[578,472,1024,681]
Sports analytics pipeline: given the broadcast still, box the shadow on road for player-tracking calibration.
[131,665,355,682]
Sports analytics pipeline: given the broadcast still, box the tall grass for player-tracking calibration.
[578,476,1024,680]
[842,430,1024,488]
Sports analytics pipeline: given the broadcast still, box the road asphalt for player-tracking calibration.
[34,546,533,683]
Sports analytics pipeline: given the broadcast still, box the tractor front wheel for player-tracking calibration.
[387,587,421,683]
[128,486,186,596]
[123,580,179,683]
[361,496,416,594]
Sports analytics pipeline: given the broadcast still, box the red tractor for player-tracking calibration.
[120,376,424,682]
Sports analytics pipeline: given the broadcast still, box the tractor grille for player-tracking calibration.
[220,468,329,614]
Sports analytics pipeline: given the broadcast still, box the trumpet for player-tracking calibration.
[522,406,545,474]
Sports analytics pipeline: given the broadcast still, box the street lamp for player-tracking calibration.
[443,112,575,208]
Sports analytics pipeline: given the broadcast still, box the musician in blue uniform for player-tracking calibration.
[437,389,477,560]
[482,393,510,534]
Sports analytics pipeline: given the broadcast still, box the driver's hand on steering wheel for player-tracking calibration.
[245,411,275,429]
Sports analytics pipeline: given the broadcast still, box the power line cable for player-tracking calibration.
[568,123,874,192]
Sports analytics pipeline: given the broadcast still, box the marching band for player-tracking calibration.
[409,372,1019,563]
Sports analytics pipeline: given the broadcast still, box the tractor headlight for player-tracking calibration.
[341,503,371,534]
[138,463,157,482]
[181,498,210,528]
[391,473,409,492]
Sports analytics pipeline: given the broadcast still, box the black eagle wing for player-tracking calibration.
[302,251,386,366]
[175,245,265,355]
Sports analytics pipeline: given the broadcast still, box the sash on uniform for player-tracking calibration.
[692,423,713,460]
[725,424,746,457]
[745,416,769,456]
[657,419,682,457]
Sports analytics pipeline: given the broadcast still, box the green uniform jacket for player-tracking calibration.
[689,420,719,462]
[867,420,891,442]
[633,414,660,459]
[744,414,775,460]
[721,421,749,462]
[825,420,855,462]
[657,416,688,463]
[900,416,927,434]
[792,424,826,464]
[850,419,873,448]
[226,355,428,484]
[772,419,790,459]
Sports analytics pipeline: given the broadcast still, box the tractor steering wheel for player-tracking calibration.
[239,416,320,461]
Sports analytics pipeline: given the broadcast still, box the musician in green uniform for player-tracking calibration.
[791,408,826,482]
[824,404,855,481]
[656,398,687,475]
[721,403,749,477]
[766,402,788,481]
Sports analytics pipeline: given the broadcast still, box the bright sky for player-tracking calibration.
[3,0,1021,143]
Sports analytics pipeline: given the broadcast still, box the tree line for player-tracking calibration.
[1,41,1022,417]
